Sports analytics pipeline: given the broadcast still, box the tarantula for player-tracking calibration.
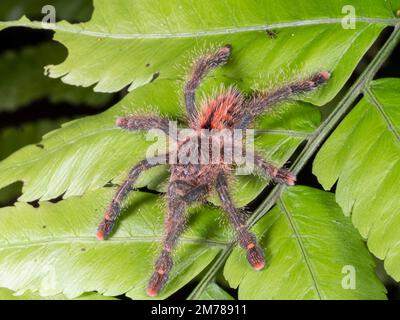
[96,45,330,297]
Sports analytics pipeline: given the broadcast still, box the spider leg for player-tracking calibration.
[215,173,265,270]
[115,115,170,136]
[170,180,209,202]
[185,45,232,123]
[238,71,331,128]
[147,177,209,296]
[97,155,167,240]
[180,184,209,203]
[254,154,296,186]
[147,188,187,296]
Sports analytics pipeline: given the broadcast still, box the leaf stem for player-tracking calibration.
[188,23,400,300]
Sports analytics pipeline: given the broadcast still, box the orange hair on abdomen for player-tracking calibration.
[197,88,243,129]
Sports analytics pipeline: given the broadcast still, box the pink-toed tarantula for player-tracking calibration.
[96,45,330,297]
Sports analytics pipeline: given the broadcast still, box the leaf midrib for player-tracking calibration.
[279,197,323,299]
[2,17,398,40]
[364,86,400,144]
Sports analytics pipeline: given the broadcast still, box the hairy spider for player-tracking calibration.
[96,45,330,297]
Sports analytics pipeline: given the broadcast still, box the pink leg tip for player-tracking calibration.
[146,287,158,297]
[115,117,127,127]
[96,230,105,241]
[222,44,232,52]
[287,175,297,186]
[252,260,265,271]
[320,71,331,80]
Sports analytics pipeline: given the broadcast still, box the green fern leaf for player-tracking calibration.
[224,186,386,299]
[313,78,400,281]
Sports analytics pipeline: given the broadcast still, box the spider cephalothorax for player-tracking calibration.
[97,45,330,297]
